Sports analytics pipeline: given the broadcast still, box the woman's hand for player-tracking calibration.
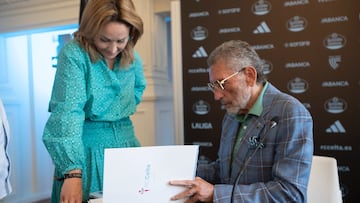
[60,170,83,203]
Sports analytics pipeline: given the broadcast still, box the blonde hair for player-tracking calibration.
[74,0,143,67]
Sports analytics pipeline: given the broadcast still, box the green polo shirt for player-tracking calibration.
[231,82,268,164]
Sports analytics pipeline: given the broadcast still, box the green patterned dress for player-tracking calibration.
[42,40,146,203]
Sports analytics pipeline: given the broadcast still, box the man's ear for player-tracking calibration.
[243,66,257,86]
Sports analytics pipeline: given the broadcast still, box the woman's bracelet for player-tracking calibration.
[63,173,82,179]
[54,172,82,181]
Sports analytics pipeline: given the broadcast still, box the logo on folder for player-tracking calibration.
[138,163,151,195]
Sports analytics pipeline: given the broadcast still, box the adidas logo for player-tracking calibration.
[192,46,208,58]
[326,120,346,133]
[253,21,271,34]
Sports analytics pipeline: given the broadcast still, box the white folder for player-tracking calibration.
[102,145,199,203]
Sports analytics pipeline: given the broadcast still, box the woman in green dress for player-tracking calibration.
[42,0,145,202]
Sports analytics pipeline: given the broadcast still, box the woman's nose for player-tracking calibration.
[109,42,119,53]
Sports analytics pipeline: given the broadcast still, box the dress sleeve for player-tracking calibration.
[42,42,87,175]
[133,51,146,105]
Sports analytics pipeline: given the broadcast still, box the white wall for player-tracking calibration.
[0,0,79,33]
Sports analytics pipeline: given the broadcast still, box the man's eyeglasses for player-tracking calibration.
[207,69,243,92]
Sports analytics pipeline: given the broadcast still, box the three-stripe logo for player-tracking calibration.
[326,120,346,133]
[253,21,271,34]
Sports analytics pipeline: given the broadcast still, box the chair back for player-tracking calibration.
[307,155,342,203]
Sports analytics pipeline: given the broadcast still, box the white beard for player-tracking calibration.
[225,81,251,115]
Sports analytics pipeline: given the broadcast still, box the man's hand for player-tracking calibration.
[169,176,214,203]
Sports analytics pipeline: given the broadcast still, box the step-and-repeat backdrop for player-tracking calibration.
[181,0,359,202]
